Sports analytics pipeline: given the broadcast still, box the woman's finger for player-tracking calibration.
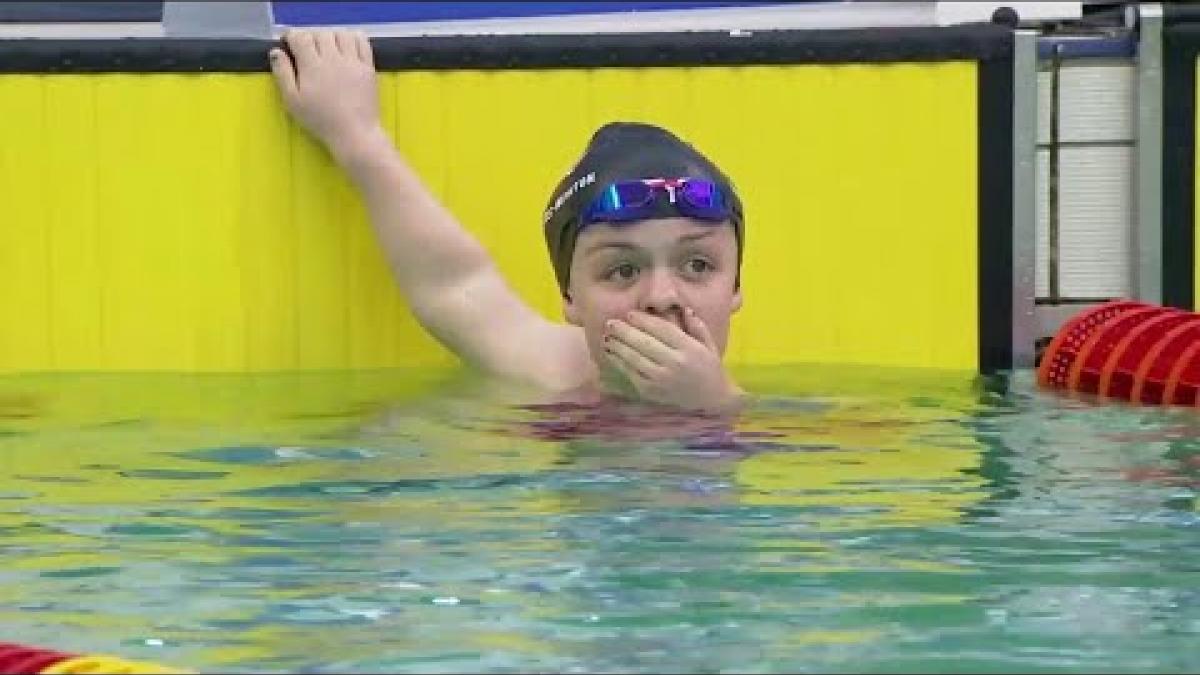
[625,310,692,350]
[268,48,298,104]
[607,319,678,366]
[682,306,718,352]
[334,30,356,58]
[604,335,663,381]
[314,30,338,57]
[354,30,374,66]
[285,29,320,69]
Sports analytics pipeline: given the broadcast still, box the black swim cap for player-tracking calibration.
[542,122,744,295]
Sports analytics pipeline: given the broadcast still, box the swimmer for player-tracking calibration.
[269,29,747,413]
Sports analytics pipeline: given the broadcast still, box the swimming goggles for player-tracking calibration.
[580,177,731,226]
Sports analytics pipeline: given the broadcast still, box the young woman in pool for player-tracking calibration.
[269,29,747,413]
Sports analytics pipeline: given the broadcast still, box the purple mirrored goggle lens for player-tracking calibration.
[581,178,730,225]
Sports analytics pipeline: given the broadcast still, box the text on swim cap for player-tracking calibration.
[543,172,596,225]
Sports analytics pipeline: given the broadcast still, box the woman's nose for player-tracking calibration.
[638,267,682,316]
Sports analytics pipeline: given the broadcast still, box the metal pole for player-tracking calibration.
[1134,3,1164,304]
[1012,28,1040,368]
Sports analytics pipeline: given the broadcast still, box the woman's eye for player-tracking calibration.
[607,263,638,281]
[684,258,712,276]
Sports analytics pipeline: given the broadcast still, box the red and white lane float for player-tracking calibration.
[1038,300,1200,405]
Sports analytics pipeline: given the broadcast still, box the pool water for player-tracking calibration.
[1,366,1197,673]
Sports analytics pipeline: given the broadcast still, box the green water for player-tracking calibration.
[0,366,1197,673]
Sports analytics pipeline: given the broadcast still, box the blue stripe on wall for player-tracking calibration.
[272,2,806,26]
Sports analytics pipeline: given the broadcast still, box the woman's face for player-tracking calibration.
[563,216,742,372]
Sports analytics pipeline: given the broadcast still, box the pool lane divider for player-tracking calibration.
[0,642,186,674]
[1038,300,1200,405]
